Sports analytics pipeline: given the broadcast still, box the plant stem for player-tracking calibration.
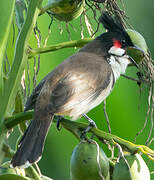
[0,0,16,96]
[5,111,33,129]
[60,118,154,160]
[28,38,92,59]
[25,166,42,180]
[3,143,15,158]
[0,0,43,162]
[4,111,154,160]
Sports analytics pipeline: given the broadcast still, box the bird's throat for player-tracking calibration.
[108,55,130,81]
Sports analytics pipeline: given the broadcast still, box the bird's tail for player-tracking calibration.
[11,116,53,168]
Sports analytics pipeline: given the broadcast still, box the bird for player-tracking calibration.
[11,12,143,168]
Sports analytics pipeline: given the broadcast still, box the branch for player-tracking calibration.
[58,117,154,160]
[5,111,33,129]
[28,38,93,59]
[25,166,42,180]
[4,111,154,161]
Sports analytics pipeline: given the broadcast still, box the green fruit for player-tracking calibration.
[42,175,53,180]
[48,0,85,22]
[0,174,30,180]
[127,29,148,53]
[126,29,148,64]
[70,140,110,180]
[113,153,150,180]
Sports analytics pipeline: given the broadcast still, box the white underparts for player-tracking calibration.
[108,46,130,81]
[108,54,130,81]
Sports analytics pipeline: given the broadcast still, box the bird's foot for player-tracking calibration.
[80,114,97,140]
[82,114,97,129]
[55,116,63,131]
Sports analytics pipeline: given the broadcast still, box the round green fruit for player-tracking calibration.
[41,175,53,180]
[126,29,148,64]
[113,153,150,180]
[0,174,30,180]
[70,140,110,180]
[48,0,85,22]
[127,29,148,53]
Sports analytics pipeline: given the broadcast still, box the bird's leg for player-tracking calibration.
[81,114,97,140]
[82,114,97,129]
[55,116,63,131]
[121,74,143,86]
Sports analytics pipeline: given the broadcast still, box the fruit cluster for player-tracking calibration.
[70,140,150,180]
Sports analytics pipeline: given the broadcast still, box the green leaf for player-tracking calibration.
[0,0,43,164]
[0,0,16,95]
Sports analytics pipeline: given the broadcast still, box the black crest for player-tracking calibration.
[99,12,133,46]
[99,12,125,33]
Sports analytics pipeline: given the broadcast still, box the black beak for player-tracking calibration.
[126,45,145,69]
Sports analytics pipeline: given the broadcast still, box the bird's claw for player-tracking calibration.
[55,116,63,131]
[80,114,97,140]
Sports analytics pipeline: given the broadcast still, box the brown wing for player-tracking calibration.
[24,75,48,111]
[35,52,113,118]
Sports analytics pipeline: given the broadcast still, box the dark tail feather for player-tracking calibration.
[11,117,53,168]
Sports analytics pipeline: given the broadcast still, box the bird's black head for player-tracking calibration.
[98,12,134,55]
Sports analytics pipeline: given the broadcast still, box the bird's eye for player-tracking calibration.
[122,39,126,46]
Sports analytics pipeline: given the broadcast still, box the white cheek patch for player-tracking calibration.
[108,46,125,56]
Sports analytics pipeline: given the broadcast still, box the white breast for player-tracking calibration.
[109,55,130,81]
[108,46,131,81]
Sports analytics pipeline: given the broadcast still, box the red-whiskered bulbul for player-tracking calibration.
[11,12,143,168]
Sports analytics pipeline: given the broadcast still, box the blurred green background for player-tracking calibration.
[9,0,154,179]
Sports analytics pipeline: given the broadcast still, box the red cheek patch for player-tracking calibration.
[113,39,122,48]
